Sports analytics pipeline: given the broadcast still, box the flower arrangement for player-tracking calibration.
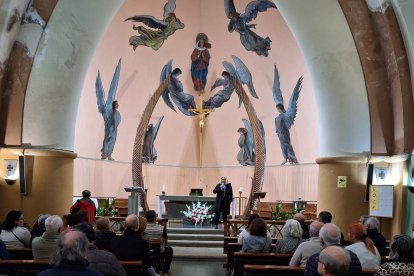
[181,201,213,225]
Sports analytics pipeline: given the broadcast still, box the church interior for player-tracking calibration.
[1,0,414,266]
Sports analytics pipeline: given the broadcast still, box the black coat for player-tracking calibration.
[367,229,388,256]
[213,183,233,214]
[109,229,152,268]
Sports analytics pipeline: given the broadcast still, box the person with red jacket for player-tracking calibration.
[70,190,96,224]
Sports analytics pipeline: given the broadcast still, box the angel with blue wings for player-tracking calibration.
[125,0,184,51]
[225,0,277,57]
[273,64,303,165]
[95,59,122,160]
[237,118,266,166]
[160,60,196,116]
[142,116,164,164]
[203,55,258,109]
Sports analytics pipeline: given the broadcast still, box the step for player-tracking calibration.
[172,247,226,260]
[169,240,223,248]
[167,227,224,235]
[168,233,223,241]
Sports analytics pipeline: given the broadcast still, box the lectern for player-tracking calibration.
[124,186,144,216]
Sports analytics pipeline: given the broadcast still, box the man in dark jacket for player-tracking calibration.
[73,223,126,276]
[212,177,233,229]
[304,223,362,276]
[364,217,388,256]
[109,215,156,276]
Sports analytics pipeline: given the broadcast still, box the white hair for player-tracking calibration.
[320,223,341,246]
[282,219,303,238]
[365,217,379,230]
[45,215,63,234]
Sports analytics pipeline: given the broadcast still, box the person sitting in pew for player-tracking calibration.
[273,219,303,254]
[290,220,324,267]
[241,218,272,253]
[293,213,310,239]
[0,210,30,249]
[94,217,116,250]
[32,215,63,260]
[317,246,351,276]
[0,225,11,259]
[364,217,388,256]
[238,213,260,245]
[375,235,414,275]
[305,223,362,276]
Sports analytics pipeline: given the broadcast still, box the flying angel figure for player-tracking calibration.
[237,118,266,166]
[142,116,164,164]
[272,64,303,165]
[204,55,258,109]
[160,60,196,116]
[96,59,122,160]
[224,0,277,57]
[125,0,185,51]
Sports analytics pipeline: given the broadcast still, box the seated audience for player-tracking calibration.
[358,215,369,226]
[375,235,414,275]
[144,210,173,276]
[0,210,30,248]
[290,220,324,267]
[293,213,310,239]
[32,215,63,259]
[318,211,347,246]
[305,223,362,276]
[38,230,103,276]
[109,214,156,276]
[30,214,50,245]
[237,213,260,244]
[317,246,351,276]
[0,225,11,259]
[241,217,271,253]
[74,222,126,276]
[364,217,388,256]
[273,219,302,254]
[64,213,84,228]
[345,223,380,270]
[70,189,96,224]
[138,216,148,236]
[94,217,116,250]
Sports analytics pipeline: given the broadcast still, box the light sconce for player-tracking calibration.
[4,159,19,185]
[373,163,390,184]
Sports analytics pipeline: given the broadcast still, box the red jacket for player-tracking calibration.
[70,198,96,224]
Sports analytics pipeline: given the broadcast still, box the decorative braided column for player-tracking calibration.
[131,77,171,213]
[231,77,266,219]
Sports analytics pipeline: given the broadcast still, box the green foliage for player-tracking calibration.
[96,197,117,216]
[271,201,303,220]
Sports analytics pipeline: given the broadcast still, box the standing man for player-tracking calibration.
[70,190,96,224]
[212,177,233,229]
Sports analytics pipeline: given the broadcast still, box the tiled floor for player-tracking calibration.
[170,260,224,276]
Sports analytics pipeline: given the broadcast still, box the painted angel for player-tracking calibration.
[95,59,122,160]
[142,116,164,164]
[237,118,266,166]
[125,0,185,51]
[224,0,277,57]
[273,64,303,165]
[204,55,258,109]
[160,60,196,116]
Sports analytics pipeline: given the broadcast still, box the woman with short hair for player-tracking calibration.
[273,219,302,253]
[241,218,272,253]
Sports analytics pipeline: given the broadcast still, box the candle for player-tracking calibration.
[162,185,165,192]
[239,187,243,193]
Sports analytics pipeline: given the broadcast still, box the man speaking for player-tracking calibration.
[212,177,233,229]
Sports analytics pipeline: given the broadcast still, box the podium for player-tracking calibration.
[124,186,144,216]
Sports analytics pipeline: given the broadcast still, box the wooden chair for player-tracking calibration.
[233,252,293,276]
[113,198,129,217]
[252,202,274,219]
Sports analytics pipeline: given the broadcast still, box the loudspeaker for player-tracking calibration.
[364,163,374,202]
[18,156,26,194]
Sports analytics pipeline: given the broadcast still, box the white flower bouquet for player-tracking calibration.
[181,201,213,225]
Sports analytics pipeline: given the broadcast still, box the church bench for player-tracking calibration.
[233,252,293,276]
[243,265,378,276]
[0,259,143,275]
[7,248,34,259]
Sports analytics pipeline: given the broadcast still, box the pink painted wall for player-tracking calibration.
[74,0,319,210]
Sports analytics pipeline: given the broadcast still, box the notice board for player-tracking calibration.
[369,185,393,218]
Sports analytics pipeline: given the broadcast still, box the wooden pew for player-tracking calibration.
[233,252,292,276]
[243,265,378,276]
[0,259,143,275]
[7,248,34,259]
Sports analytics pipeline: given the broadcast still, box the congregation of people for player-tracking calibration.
[0,190,173,276]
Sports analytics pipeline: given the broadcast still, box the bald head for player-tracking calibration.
[293,213,306,224]
[309,221,324,237]
[125,214,139,231]
[318,246,350,276]
[319,223,341,246]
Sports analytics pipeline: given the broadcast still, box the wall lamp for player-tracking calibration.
[4,159,18,185]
